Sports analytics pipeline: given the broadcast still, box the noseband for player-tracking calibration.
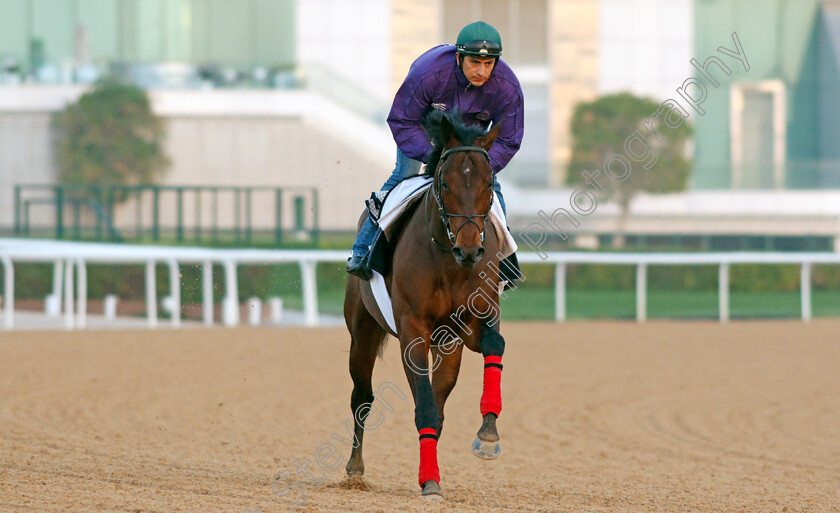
[431,145,494,246]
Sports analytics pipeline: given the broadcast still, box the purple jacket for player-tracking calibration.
[387,45,524,174]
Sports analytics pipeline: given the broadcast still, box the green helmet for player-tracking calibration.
[455,21,502,58]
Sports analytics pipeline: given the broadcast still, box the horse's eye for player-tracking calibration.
[487,182,494,190]
[441,181,449,191]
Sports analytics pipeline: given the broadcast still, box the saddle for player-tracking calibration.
[362,176,518,335]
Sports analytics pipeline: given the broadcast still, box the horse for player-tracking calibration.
[343,111,509,500]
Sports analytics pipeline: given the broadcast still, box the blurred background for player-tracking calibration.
[3,0,840,324]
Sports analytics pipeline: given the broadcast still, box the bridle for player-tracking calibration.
[428,145,494,250]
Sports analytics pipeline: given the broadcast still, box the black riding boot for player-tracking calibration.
[346,254,372,280]
[346,225,386,281]
[499,252,522,290]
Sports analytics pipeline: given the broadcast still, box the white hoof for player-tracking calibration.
[471,435,501,460]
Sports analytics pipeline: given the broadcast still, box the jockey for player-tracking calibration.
[347,21,524,283]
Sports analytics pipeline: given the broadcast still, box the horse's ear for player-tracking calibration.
[440,115,458,148]
[475,122,502,151]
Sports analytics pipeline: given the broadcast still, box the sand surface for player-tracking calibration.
[1,321,838,512]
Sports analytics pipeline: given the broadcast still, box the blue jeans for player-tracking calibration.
[352,150,507,257]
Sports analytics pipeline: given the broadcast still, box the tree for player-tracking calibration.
[566,92,692,247]
[53,79,170,196]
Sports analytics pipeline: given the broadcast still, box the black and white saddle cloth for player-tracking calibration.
[365,190,389,221]
[365,175,517,335]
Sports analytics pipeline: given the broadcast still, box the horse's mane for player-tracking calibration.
[421,109,489,176]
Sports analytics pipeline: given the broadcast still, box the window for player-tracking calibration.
[165,0,192,62]
[78,0,119,64]
[730,81,786,189]
[0,0,28,65]
[135,0,165,62]
[32,0,75,65]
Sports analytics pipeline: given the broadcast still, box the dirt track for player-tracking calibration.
[1,321,838,512]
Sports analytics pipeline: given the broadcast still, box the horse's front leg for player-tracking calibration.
[399,317,444,500]
[431,344,464,437]
[473,322,504,460]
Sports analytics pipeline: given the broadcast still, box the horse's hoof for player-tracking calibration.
[345,460,364,477]
[421,480,444,500]
[471,435,501,460]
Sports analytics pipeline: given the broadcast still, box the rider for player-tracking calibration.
[346,21,524,282]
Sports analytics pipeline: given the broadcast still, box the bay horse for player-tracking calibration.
[343,112,508,499]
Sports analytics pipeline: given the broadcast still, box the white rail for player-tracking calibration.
[1,238,838,330]
[0,238,347,330]
[517,251,840,323]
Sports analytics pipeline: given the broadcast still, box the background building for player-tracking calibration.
[4,0,840,250]
[693,0,840,190]
[387,0,693,186]
[0,0,694,222]
[0,0,296,83]
[0,0,392,233]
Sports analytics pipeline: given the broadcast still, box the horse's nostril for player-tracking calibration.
[453,246,484,266]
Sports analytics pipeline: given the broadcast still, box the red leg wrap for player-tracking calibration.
[480,355,503,417]
[417,427,440,487]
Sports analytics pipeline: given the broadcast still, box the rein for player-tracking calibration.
[429,145,494,251]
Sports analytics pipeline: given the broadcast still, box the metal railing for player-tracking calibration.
[0,238,343,330]
[1,238,837,331]
[13,184,319,245]
[522,252,826,323]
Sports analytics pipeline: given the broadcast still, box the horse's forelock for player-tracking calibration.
[422,109,489,177]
